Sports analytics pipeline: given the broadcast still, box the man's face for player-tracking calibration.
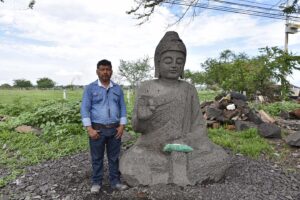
[159,51,185,79]
[97,65,112,82]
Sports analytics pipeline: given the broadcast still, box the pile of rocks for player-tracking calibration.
[201,92,300,147]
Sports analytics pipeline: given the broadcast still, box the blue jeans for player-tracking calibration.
[89,127,121,186]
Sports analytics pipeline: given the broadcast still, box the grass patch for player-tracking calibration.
[251,101,300,116]
[198,90,220,102]
[0,130,88,188]
[208,128,274,158]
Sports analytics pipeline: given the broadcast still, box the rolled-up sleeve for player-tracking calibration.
[80,85,92,127]
[119,88,127,125]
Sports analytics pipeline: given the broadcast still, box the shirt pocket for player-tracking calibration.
[112,91,120,103]
[92,92,103,103]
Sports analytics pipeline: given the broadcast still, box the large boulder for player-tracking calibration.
[258,123,281,138]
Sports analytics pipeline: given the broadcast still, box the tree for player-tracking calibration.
[36,77,55,89]
[0,0,35,9]
[118,56,153,90]
[255,47,300,98]
[200,47,300,99]
[13,79,33,88]
[0,83,12,89]
[184,69,206,85]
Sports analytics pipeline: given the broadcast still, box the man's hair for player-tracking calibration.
[97,59,112,69]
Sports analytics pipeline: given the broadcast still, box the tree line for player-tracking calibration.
[1,46,299,100]
[0,78,56,89]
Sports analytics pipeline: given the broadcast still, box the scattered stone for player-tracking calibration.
[226,124,236,131]
[25,196,31,200]
[259,110,275,123]
[292,153,300,158]
[205,107,223,120]
[289,108,300,119]
[226,104,236,110]
[15,125,41,134]
[285,132,300,147]
[230,92,247,101]
[276,118,300,131]
[26,185,35,191]
[280,111,290,120]
[0,115,8,122]
[235,120,257,131]
[232,99,247,108]
[246,109,263,125]
[257,95,265,103]
[212,122,220,129]
[223,110,239,119]
[258,123,281,138]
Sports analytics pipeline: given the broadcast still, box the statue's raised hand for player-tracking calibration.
[137,95,156,120]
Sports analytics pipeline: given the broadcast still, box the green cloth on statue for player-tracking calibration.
[163,144,193,153]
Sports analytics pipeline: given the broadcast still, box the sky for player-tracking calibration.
[0,0,300,86]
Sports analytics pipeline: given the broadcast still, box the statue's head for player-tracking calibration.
[154,31,186,79]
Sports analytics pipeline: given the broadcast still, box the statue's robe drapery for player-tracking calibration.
[120,80,229,186]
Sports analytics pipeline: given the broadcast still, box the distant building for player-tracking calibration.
[291,84,300,97]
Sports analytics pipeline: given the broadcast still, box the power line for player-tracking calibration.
[163,0,300,22]
[211,0,284,12]
[235,0,280,7]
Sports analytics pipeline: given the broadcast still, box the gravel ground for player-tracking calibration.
[0,150,299,200]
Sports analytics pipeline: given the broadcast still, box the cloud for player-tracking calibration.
[0,0,299,86]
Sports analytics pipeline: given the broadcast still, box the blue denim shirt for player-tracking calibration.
[80,80,127,126]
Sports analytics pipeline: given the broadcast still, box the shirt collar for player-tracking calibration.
[98,79,114,89]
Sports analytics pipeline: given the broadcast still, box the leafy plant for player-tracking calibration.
[41,123,85,142]
[0,97,35,116]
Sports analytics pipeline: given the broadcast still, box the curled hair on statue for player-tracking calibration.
[154,31,187,78]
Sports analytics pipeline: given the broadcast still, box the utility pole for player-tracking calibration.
[285,22,300,52]
[285,15,289,52]
[283,0,299,52]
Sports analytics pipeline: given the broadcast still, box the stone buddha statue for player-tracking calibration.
[120,31,229,186]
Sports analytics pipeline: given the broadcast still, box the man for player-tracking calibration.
[81,59,128,193]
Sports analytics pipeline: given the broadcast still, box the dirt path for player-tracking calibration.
[0,150,299,200]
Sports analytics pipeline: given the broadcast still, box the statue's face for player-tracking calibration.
[159,51,185,79]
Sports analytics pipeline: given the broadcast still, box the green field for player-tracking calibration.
[0,89,83,105]
[0,89,219,105]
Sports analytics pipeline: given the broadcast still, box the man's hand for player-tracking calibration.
[87,126,99,140]
[115,125,125,139]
